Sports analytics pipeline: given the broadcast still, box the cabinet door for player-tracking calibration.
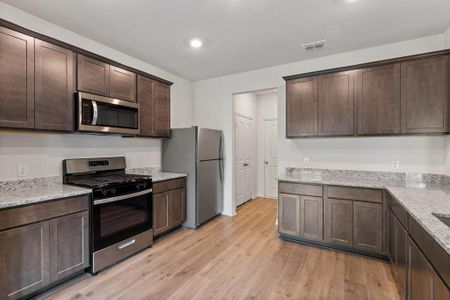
[389,209,408,300]
[300,196,323,241]
[49,211,89,282]
[388,209,398,265]
[324,198,353,247]
[408,238,434,300]
[278,193,300,237]
[169,188,185,227]
[137,75,154,136]
[356,64,401,135]
[77,54,110,96]
[0,221,50,300]
[353,201,382,254]
[110,65,136,102]
[153,192,170,235]
[433,271,450,300]
[286,77,318,137]
[153,81,171,137]
[35,40,75,131]
[401,55,449,134]
[0,26,34,129]
[318,71,355,136]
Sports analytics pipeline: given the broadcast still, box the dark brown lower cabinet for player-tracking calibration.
[353,201,382,253]
[0,221,50,300]
[279,182,383,255]
[388,209,408,300]
[300,196,323,241]
[153,192,170,235]
[0,196,90,300]
[153,178,186,237]
[324,198,353,247]
[408,237,450,300]
[278,193,300,237]
[49,211,89,282]
[387,200,450,300]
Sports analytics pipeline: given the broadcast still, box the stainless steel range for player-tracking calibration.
[63,157,153,274]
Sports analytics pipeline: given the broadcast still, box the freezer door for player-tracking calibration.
[197,160,223,225]
[197,128,223,161]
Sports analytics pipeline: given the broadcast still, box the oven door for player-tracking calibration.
[93,189,152,251]
[78,92,140,135]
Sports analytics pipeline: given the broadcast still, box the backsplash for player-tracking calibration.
[285,167,450,187]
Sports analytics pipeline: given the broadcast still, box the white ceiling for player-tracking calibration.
[3,0,450,80]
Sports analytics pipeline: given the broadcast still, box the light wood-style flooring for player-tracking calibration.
[44,197,400,300]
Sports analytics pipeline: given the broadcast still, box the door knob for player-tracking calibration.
[264,161,269,165]
[243,163,249,167]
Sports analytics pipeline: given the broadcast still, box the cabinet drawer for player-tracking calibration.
[0,195,89,231]
[153,178,185,193]
[386,192,408,229]
[327,186,382,203]
[278,182,323,197]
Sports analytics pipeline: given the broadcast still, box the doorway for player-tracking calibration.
[233,88,278,210]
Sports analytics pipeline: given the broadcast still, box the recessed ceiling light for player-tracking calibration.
[189,38,203,49]
[346,0,360,2]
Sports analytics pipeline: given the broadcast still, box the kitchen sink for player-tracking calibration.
[432,213,450,228]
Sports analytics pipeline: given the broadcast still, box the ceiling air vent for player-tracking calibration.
[302,40,326,51]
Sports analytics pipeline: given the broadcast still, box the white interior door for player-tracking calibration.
[264,119,278,198]
[235,114,255,207]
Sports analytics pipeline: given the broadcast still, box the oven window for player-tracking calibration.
[95,194,151,242]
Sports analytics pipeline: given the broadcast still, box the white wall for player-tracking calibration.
[256,91,278,197]
[193,33,447,216]
[0,3,193,180]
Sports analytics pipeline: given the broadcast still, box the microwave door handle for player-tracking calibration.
[92,100,98,126]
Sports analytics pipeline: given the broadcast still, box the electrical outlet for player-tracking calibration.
[17,164,28,177]
[304,157,310,164]
[392,161,400,170]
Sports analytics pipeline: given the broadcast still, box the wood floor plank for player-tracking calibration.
[43,197,400,300]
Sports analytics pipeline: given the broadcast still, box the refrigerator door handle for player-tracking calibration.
[219,134,224,160]
[219,158,224,183]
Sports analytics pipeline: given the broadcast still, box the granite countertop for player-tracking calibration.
[126,167,187,182]
[0,177,92,209]
[278,169,450,255]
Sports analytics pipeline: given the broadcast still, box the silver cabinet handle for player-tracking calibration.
[118,239,136,250]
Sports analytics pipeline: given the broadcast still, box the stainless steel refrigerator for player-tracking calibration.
[162,127,224,228]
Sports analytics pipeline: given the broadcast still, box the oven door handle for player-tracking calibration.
[93,189,152,206]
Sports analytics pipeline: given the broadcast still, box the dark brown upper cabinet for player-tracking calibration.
[77,54,110,97]
[77,54,137,102]
[35,40,75,132]
[137,75,154,136]
[0,26,34,129]
[152,81,171,137]
[137,76,171,137]
[401,55,449,134]
[286,77,318,137]
[356,64,401,135]
[110,65,136,102]
[318,71,355,136]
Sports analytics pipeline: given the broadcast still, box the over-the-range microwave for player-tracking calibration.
[77,92,140,135]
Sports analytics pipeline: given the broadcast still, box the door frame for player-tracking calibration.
[231,87,279,215]
[263,118,278,199]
